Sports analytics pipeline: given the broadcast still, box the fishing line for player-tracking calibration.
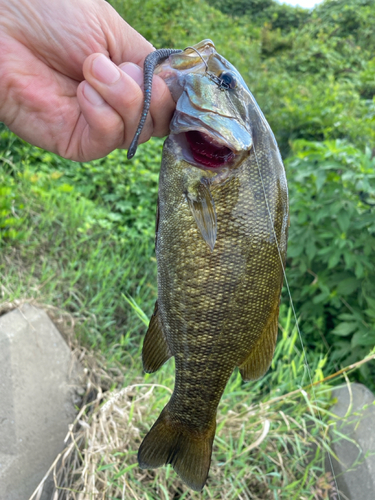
[252,144,341,499]
[185,45,231,90]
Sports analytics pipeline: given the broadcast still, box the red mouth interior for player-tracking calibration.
[186,130,234,168]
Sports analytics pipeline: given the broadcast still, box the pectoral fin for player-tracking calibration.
[186,180,217,251]
[142,301,172,373]
[239,310,279,381]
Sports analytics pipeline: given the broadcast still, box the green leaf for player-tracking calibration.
[328,251,341,269]
[336,277,360,296]
[313,292,329,304]
[315,171,326,192]
[287,244,302,258]
[365,296,375,310]
[58,183,74,193]
[355,261,364,278]
[337,211,351,233]
[306,241,317,261]
[351,331,375,348]
[332,322,358,337]
[364,309,375,319]
[338,313,356,321]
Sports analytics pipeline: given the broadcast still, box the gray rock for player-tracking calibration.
[0,304,83,500]
[327,383,375,500]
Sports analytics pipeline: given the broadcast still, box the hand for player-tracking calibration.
[0,0,175,161]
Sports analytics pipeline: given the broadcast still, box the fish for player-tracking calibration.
[127,39,289,491]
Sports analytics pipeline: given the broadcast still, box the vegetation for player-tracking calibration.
[33,311,345,499]
[114,0,375,378]
[1,0,375,497]
[287,140,375,377]
[117,0,375,155]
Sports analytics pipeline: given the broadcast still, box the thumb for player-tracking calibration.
[101,3,155,67]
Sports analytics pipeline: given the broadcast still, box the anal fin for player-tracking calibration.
[239,309,279,381]
[142,301,172,373]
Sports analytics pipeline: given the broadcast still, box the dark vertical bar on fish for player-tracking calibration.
[126,48,182,160]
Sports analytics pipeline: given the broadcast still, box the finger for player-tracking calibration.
[84,54,175,144]
[118,62,175,138]
[74,81,126,160]
[82,53,153,148]
[100,3,155,67]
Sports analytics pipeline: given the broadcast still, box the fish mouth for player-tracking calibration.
[173,130,238,171]
[185,130,235,169]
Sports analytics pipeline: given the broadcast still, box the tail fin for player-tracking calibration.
[138,407,216,491]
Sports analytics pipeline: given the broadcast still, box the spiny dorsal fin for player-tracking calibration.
[142,301,172,373]
[238,309,279,381]
[186,179,217,251]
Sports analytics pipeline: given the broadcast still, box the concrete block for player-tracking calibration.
[327,383,375,500]
[0,304,83,500]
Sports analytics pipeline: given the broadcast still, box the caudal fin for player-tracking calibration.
[138,407,216,491]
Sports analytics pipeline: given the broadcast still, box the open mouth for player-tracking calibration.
[185,130,234,169]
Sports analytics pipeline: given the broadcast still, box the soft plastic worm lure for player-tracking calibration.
[127,48,183,160]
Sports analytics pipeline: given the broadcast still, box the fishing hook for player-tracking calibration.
[184,45,231,91]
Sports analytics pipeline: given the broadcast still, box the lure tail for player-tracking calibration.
[138,406,216,491]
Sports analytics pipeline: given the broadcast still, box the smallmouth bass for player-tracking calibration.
[128,40,289,491]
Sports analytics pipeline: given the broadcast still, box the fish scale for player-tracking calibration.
[129,40,289,491]
[156,137,284,451]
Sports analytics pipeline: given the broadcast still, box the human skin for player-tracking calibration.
[0,0,175,161]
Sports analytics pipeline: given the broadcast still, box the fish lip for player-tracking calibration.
[169,103,253,171]
[171,129,240,171]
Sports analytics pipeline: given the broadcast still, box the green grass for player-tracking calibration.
[0,126,346,500]
[2,119,375,497]
[33,306,343,499]
[0,126,162,357]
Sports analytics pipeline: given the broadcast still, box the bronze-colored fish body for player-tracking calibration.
[133,40,289,491]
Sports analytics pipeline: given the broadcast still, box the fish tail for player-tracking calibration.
[138,406,216,491]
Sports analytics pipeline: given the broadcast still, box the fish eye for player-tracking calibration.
[219,71,237,89]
